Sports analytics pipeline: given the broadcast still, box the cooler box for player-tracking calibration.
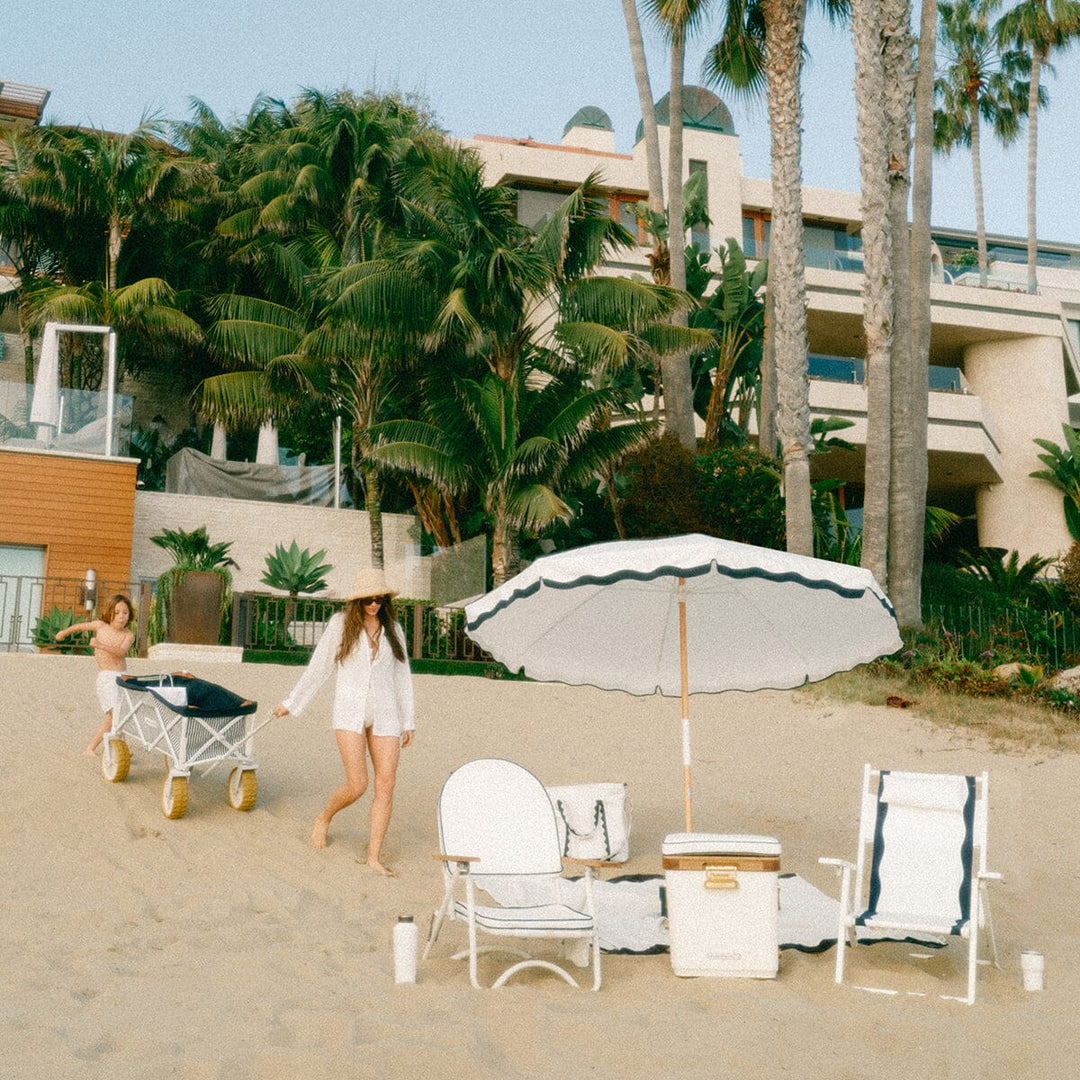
[662,833,781,978]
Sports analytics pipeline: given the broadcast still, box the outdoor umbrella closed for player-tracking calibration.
[464,534,903,830]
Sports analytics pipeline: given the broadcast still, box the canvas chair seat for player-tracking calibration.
[424,758,610,990]
[456,901,594,933]
[821,764,1001,1004]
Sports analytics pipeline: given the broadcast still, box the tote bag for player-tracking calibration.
[546,782,631,863]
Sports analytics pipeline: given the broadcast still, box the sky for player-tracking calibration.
[6,1,1080,244]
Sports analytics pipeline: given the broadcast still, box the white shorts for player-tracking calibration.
[96,670,121,714]
[333,694,378,736]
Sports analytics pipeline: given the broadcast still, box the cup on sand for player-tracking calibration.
[1020,950,1045,991]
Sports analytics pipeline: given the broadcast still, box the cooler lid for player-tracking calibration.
[661,832,781,857]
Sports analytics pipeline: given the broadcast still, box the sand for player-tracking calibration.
[2,652,1077,1079]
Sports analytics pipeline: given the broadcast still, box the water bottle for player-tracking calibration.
[393,915,419,984]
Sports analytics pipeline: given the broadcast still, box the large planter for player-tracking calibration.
[168,571,225,644]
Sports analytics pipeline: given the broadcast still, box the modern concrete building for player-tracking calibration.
[464,87,1080,564]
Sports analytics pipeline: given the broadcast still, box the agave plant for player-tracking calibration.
[261,541,332,647]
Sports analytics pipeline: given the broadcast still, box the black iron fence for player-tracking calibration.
[1,575,152,653]
[920,603,1080,669]
[232,592,495,664]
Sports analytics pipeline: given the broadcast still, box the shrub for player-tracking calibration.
[695,443,785,549]
[620,434,708,538]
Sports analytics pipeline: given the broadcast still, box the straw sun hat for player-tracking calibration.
[344,568,399,602]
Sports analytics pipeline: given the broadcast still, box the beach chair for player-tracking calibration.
[423,758,611,990]
[820,764,1001,1004]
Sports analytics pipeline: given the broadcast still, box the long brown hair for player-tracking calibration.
[101,593,135,625]
[336,595,405,664]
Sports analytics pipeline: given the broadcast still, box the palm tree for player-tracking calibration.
[996,0,1080,294]
[935,0,1030,287]
[619,1,701,450]
[370,360,655,584]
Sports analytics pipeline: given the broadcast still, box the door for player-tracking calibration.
[0,544,46,651]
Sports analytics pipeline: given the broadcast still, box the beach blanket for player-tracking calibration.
[478,874,945,955]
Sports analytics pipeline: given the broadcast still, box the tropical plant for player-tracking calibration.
[697,442,786,549]
[32,606,88,652]
[956,546,1056,604]
[935,0,1031,287]
[148,526,237,643]
[371,360,654,585]
[996,0,1080,294]
[260,541,332,647]
[1031,423,1080,540]
[261,541,332,597]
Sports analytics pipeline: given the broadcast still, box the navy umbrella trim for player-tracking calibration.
[466,560,899,633]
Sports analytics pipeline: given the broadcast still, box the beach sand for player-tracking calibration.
[2,653,1077,1079]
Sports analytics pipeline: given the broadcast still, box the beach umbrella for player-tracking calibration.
[464,534,903,831]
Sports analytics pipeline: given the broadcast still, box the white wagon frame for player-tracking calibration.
[101,672,268,819]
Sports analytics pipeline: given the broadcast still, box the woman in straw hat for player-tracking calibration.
[273,568,414,875]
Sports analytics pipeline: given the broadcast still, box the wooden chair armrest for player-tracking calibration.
[979,870,1003,882]
[563,857,621,870]
[433,854,479,863]
[819,857,853,870]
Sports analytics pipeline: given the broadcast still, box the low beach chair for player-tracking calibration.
[821,764,1001,1004]
[423,758,611,990]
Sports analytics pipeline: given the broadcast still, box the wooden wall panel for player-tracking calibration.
[0,451,137,586]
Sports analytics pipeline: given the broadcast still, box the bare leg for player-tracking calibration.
[313,730,368,849]
[85,710,112,756]
[365,731,402,876]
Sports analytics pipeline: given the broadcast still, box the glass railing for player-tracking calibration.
[807,356,965,393]
[0,380,133,456]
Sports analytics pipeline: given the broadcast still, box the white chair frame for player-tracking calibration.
[423,759,614,990]
[821,764,1001,1005]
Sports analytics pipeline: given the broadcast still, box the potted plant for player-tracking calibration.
[149,526,237,645]
[260,541,332,646]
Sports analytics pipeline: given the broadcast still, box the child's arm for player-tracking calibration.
[55,618,102,642]
[94,625,135,659]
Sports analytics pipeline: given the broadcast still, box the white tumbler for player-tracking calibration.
[393,916,419,984]
[1020,950,1045,991]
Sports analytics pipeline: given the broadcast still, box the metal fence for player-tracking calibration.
[921,603,1080,668]
[232,592,495,664]
[0,575,152,653]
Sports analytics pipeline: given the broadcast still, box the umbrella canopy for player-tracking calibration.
[464,534,903,829]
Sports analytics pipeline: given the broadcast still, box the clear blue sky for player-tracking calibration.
[6,1,1080,243]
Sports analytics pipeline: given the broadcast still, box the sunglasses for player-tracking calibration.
[361,595,385,605]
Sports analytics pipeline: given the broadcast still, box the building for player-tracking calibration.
[463,87,1080,564]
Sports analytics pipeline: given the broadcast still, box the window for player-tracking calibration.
[742,212,770,259]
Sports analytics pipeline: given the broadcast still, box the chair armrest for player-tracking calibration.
[979,871,1003,882]
[563,857,621,870]
[819,857,854,870]
[433,854,479,861]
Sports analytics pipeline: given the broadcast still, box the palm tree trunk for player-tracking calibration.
[762,0,813,556]
[887,0,928,631]
[758,279,777,456]
[662,28,697,451]
[359,456,385,570]
[885,0,937,630]
[971,107,989,287]
[1026,49,1042,294]
[491,489,510,586]
[621,0,665,218]
[852,0,894,587]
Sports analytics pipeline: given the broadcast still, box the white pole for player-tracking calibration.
[678,578,692,833]
[104,331,117,456]
[333,415,342,509]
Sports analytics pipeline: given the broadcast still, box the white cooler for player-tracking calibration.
[662,832,781,978]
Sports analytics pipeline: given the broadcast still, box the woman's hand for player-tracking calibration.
[401,730,414,748]
[273,704,290,719]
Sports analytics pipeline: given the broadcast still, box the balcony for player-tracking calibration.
[0,380,134,458]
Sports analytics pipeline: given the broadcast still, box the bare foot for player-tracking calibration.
[363,858,396,877]
[311,816,330,849]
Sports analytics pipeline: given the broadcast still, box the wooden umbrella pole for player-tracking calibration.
[679,578,692,832]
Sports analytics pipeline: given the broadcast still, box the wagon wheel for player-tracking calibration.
[162,775,188,819]
[227,768,258,811]
[101,739,131,783]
